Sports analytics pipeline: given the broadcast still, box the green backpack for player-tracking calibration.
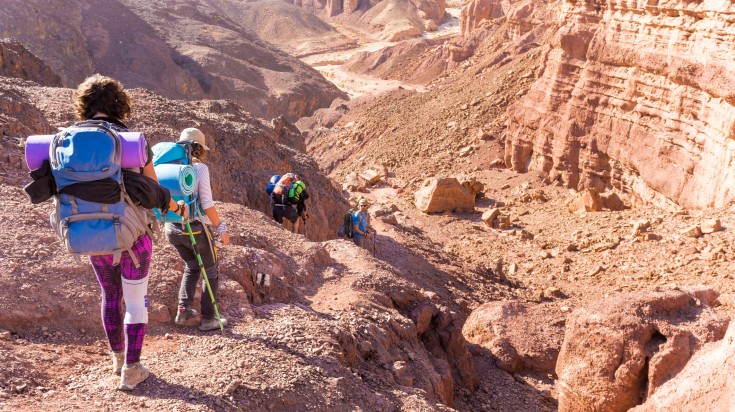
[288,180,306,203]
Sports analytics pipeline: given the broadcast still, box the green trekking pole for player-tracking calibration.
[179,201,225,336]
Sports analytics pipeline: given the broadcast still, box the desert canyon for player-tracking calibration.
[2,0,735,411]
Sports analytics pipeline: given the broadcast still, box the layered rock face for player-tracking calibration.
[505,0,735,209]
[460,0,508,36]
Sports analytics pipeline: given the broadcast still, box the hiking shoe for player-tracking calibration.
[112,351,125,376]
[118,362,149,391]
[198,317,228,331]
[174,307,199,326]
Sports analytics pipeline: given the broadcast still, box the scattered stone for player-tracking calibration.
[601,191,629,211]
[492,259,506,281]
[478,129,493,140]
[700,219,721,234]
[546,287,564,298]
[460,178,484,197]
[632,220,651,236]
[508,263,518,276]
[681,225,702,238]
[496,214,511,230]
[225,379,241,395]
[358,168,383,185]
[490,158,505,168]
[482,208,500,227]
[531,190,548,202]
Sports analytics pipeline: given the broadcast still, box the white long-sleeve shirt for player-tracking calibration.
[193,162,214,224]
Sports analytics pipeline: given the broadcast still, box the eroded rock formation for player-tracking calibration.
[0,40,60,87]
[633,321,735,411]
[556,286,729,412]
[463,301,565,374]
[505,0,735,209]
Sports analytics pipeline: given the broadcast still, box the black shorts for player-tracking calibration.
[273,204,299,224]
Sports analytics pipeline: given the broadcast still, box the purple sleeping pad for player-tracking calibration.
[25,132,148,170]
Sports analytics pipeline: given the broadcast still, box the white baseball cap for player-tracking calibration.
[178,128,210,150]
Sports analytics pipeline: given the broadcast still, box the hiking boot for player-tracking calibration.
[118,362,149,391]
[198,317,228,331]
[112,351,125,376]
[174,307,199,326]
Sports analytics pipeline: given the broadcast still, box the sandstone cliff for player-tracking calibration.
[505,0,735,209]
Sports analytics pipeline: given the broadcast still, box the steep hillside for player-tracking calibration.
[289,0,449,42]
[0,0,346,120]
[0,40,61,87]
[211,0,357,57]
[301,0,554,183]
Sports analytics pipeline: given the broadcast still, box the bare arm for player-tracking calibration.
[204,206,230,245]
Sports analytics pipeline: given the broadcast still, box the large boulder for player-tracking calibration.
[632,322,735,411]
[414,177,476,213]
[556,286,729,412]
[463,301,565,374]
[566,188,603,213]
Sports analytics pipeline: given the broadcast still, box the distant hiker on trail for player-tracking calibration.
[270,172,310,235]
[24,74,184,391]
[165,128,231,332]
[352,198,374,248]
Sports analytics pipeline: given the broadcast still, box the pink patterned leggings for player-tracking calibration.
[89,234,151,365]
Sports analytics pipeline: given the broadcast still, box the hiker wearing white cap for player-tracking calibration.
[352,198,373,248]
[165,128,231,332]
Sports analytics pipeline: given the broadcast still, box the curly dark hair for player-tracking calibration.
[73,74,131,120]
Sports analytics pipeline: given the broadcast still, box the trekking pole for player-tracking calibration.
[303,214,308,239]
[371,230,377,258]
[178,201,225,336]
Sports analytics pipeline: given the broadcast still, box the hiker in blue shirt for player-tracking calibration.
[352,198,373,247]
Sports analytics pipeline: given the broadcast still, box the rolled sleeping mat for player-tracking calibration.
[25,132,148,170]
[154,163,197,196]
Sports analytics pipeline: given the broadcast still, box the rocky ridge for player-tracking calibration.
[0,0,346,120]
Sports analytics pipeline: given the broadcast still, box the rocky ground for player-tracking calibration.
[2,0,735,410]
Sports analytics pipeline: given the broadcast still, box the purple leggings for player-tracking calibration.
[90,234,152,365]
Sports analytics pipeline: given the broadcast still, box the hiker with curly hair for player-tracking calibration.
[165,128,231,332]
[73,74,184,390]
